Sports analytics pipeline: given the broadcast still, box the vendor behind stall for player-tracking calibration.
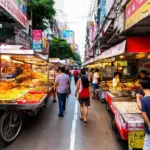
[112,72,120,88]
[12,66,23,78]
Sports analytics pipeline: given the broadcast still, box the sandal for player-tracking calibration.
[80,117,84,121]
[84,120,88,124]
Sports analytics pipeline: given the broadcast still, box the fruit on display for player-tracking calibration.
[0,89,28,100]
[113,102,141,114]
[18,93,45,102]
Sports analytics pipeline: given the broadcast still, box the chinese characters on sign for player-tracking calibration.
[126,0,150,29]
[128,131,144,149]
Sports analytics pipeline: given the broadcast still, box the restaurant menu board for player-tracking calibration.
[128,131,144,149]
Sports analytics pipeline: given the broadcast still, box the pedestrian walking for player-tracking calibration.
[75,69,90,123]
[55,67,70,117]
[92,68,100,99]
[73,68,79,84]
[88,68,94,83]
[84,68,89,78]
[136,78,150,150]
[65,67,71,80]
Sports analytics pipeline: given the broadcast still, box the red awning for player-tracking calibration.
[127,37,150,53]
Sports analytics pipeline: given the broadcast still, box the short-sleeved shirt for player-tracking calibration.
[141,96,150,134]
[136,87,145,97]
[55,73,70,93]
[92,72,100,84]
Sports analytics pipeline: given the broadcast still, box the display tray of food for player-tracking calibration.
[113,102,141,114]
[0,89,29,103]
[109,87,136,97]
[17,93,46,104]
[29,86,47,94]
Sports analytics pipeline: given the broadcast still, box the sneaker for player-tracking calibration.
[58,114,64,117]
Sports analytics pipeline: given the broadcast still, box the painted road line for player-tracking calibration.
[70,100,78,150]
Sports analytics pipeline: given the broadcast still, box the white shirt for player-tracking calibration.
[92,72,100,83]
[112,77,120,87]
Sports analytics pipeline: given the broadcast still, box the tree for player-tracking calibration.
[28,0,56,30]
[49,37,74,59]
[72,52,82,66]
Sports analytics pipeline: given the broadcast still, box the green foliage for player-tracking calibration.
[49,37,74,59]
[49,37,82,66]
[28,0,56,30]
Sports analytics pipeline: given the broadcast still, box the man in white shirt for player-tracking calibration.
[92,69,100,98]
[55,67,70,117]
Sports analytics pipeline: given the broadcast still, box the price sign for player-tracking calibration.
[128,131,145,149]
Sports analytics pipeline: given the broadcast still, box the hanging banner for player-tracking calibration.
[90,21,94,49]
[126,0,150,29]
[0,0,28,29]
[32,30,42,52]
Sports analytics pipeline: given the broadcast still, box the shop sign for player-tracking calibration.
[0,49,34,55]
[128,131,144,149]
[101,40,126,59]
[0,0,28,29]
[90,21,94,49]
[126,0,150,29]
[32,30,42,52]
[42,35,49,54]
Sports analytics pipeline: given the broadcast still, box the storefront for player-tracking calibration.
[85,36,150,149]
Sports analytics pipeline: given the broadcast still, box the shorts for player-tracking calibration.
[79,98,90,106]
[143,134,150,150]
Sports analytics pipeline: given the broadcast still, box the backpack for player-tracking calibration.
[73,70,78,77]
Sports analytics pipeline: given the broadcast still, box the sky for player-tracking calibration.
[59,0,93,62]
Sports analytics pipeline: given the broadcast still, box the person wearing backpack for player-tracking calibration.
[75,69,90,123]
[73,68,79,84]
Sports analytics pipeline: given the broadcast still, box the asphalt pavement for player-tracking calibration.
[1,79,128,150]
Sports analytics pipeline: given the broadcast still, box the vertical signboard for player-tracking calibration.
[90,21,94,48]
[126,0,150,29]
[67,30,73,44]
[32,30,42,52]
[62,30,75,51]
[99,0,106,24]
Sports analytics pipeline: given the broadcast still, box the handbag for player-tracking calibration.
[79,88,90,99]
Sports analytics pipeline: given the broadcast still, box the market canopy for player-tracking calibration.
[84,37,150,66]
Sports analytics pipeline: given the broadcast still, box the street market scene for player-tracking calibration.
[0,0,150,150]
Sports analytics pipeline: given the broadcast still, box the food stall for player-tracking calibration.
[0,49,49,144]
[85,37,150,149]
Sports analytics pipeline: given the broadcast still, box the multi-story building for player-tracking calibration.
[84,0,150,66]
[0,0,31,48]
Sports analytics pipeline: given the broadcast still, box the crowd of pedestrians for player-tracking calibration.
[52,67,102,121]
[51,66,150,149]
